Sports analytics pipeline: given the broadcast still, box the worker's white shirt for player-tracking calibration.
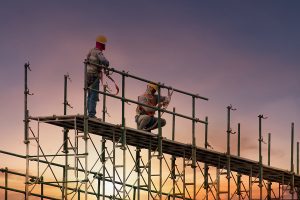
[86,47,109,75]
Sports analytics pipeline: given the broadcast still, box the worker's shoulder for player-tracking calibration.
[138,94,145,98]
[138,94,148,101]
[89,47,103,54]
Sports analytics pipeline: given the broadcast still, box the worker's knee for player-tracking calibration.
[161,118,166,127]
[137,115,151,130]
[155,118,166,128]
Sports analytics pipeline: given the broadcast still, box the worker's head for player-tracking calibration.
[96,35,107,51]
[147,83,158,94]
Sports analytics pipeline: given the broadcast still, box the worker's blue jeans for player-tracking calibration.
[87,76,99,117]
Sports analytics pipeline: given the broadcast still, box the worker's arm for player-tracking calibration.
[138,96,156,113]
[156,95,170,107]
[97,51,109,67]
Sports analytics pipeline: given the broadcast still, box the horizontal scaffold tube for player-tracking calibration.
[0,185,60,200]
[84,60,209,101]
[90,88,207,124]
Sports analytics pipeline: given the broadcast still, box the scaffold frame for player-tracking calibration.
[0,61,299,200]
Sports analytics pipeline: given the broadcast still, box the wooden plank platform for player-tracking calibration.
[30,115,299,188]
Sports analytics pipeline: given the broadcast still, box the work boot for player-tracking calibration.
[89,116,102,122]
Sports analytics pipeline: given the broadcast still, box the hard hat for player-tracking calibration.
[96,35,107,44]
[148,83,158,91]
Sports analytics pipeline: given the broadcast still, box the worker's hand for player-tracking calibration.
[165,96,171,103]
[104,69,110,76]
[158,100,169,108]
[100,60,109,67]
[162,101,168,107]
[163,98,170,106]
[157,102,164,108]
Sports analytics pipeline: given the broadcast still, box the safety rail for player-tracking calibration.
[85,60,208,100]
[84,60,209,125]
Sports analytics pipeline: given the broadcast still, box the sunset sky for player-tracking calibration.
[1,1,300,199]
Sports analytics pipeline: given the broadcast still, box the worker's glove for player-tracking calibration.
[100,60,109,67]
[161,99,169,107]
[165,96,171,103]
[104,69,110,76]
[157,102,164,108]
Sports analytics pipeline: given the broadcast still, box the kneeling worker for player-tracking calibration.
[135,83,170,131]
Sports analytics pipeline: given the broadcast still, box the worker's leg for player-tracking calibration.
[149,117,166,130]
[87,77,99,117]
[161,118,166,127]
[136,115,152,130]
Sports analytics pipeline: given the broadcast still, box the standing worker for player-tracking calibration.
[86,35,109,119]
[135,83,170,131]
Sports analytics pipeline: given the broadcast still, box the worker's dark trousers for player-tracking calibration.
[87,76,99,117]
[136,115,166,130]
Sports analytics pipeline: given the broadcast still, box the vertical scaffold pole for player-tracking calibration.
[291,123,295,199]
[267,133,272,200]
[121,72,126,200]
[226,106,232,200]
[101,139,106,200]
[249,166,253,200]
[278,182,281,199]
[192,96,196,200]
[41,176,44,200]
[112,131,116,199]
[37,118,40,190]
[148,138,152,200]
[297,142,299,175]
[258,114,265,200]
[83,61,88,199]
[268,133,271,166]
[136,147,141,200]
[226,106,231,155]
[96,175,100,200]
[217,157,220,200]
[24,62,30,200]
[183,151,186,199]
[101,84,107,200]
[5,167,8,200]
[157,84,163,200]
[171,107,176,200]
[63,74,69,200]
[237,123,241,157]
[281,175,284,200]
[237,123,241,200]
[102,85,107,122]
[121,73,126,145]
[204,117,209,200]
[291,123,295,172]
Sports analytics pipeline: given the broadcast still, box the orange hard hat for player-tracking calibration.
[96,35,107,44]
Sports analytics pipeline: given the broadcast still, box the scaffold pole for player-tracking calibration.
[204,116,209,200]
[63,74,70,199]
[171,107,176,200]
[267,133,272,200]
[83,61,89,199]
[297,142,299,175]
[158,84,163,200]
[226,105,235,200]
[291,122,295,198]
[24,62,31,200]
[237,123,241,200]
[258,114,266,200]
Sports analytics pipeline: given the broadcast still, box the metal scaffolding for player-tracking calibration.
[0,61,299,200]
